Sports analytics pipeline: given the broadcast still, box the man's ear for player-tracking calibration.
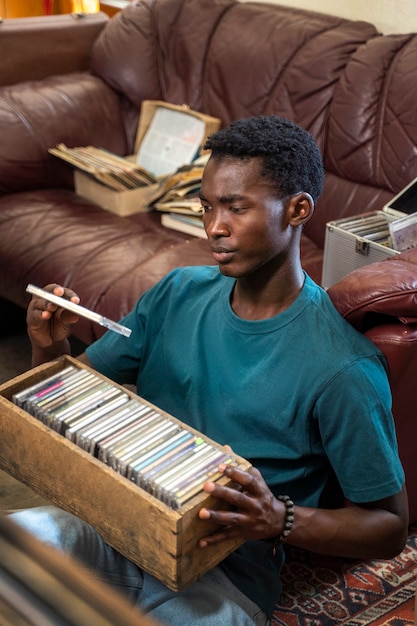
[287,192,315,226]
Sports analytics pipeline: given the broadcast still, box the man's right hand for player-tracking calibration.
[27,284,80,364]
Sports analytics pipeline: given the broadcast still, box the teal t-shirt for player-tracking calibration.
[86,266,404,616]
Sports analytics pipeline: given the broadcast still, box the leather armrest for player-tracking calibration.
[0,12,108,87]
[328,248,417,331]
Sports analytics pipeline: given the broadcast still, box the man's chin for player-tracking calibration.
[216,263,245,278]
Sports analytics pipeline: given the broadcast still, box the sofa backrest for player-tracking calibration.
[309,32,417,248]
[90,0,377,156]
[91,0,417,249]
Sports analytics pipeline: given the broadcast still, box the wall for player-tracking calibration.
[0,0,46,16]
[0,0,99,17]
[243,0,417,34]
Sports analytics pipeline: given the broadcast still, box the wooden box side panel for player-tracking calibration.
[0,396,185,585]
[177,494,247,589]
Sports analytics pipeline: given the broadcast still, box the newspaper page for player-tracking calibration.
[136,107,205,177]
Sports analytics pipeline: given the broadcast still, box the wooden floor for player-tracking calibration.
[0,470,49,512]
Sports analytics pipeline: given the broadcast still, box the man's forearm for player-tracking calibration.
[287,495,408,560]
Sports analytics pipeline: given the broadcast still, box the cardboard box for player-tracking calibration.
[322,178,417,288]
[0,356,250,591]
[74,101,221,217]
[135,100,221,159]
[74,171,159,217]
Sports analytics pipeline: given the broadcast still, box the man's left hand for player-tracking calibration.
[198,464,284,547]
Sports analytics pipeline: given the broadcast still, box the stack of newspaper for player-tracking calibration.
[150,156,207,238]
[49,144,156,191]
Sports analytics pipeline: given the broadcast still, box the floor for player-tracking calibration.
[0,311,32,384]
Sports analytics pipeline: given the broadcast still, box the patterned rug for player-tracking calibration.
[273,525,417,625]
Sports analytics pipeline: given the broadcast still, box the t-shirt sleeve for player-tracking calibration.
[85,268,183,386]
[316,355,405,503]
[86,302,144,385]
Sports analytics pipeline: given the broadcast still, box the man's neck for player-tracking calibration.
[231,266,305,321]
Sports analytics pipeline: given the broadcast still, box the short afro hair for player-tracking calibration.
[204,115,324,203]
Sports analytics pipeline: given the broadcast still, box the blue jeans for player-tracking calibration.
[10,506,270,626]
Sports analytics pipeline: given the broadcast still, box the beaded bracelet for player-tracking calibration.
[271,495,295,555]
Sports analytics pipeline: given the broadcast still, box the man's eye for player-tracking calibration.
[201,204,212,212]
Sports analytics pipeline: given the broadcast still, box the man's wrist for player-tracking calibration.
[265,495,295,555]
[31,339,71,367]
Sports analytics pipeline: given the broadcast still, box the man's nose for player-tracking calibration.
[205,209,230,237]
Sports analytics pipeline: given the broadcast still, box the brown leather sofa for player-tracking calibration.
[0,0,416,520]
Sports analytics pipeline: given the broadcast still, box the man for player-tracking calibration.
[14,116,408,626]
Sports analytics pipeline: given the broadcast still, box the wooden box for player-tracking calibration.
[74,100,220,217]
[0,356,250,591]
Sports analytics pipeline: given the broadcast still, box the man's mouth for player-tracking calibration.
[210,247,234,263]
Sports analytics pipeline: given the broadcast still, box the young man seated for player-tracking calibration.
[13,116,408,626]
